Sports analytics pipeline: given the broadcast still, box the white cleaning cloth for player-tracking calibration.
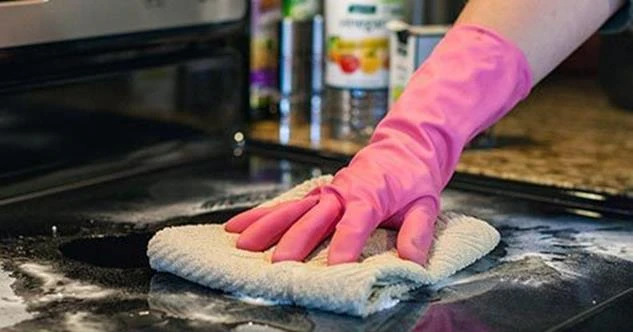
[147,176,500,317]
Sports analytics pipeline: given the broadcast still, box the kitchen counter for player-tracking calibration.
[1,149,632,331]
[249,75,633,200]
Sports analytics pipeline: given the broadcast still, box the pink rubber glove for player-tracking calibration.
[226,24,532,265]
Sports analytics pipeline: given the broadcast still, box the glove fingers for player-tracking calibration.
[396,198,438,265]
[225,200,300,233]
[327,204,378,265]
[272,194,343,262]
[236,196,319,251]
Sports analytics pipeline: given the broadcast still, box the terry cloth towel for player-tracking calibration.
[147,176,500,317]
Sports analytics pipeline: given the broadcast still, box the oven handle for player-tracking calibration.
[0,0,49,7]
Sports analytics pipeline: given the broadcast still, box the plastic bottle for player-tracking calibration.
[250,0,282,120]
[324,0,403,141]
[277,0,323,144]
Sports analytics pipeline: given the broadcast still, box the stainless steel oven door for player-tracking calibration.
[0,0,247,49]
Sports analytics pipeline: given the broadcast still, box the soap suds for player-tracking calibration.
[148,274,311,330]
[374,298,400,312]
[574,230,633,262]
[428,196,633,306]
[98,182,284,224]
[497,217,633,265]
[200,182,285,212]
[19,263,113,303]
[154,293,237,324]
[100,201,208,224]
[64,312,108,332]
[0,268,33,329]
[233,323,286,332]
[149,278,258,324]
[440,256,563,289]
[149,290,294,325]
[230,293,289,306]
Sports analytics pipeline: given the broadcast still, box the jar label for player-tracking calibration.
[325,0,403,89]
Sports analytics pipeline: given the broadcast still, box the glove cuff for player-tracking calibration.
[448,23,534,101]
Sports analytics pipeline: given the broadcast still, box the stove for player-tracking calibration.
[0,146,632,331]
[0,1,631,331]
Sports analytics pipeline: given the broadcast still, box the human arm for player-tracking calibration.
[457,0,625,84]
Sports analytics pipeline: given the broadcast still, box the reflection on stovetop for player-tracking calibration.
[0,100,227,207]
[0,102,201,182]
[0,153,632,331]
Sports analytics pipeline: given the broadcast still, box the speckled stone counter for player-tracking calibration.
[249,76,633,199]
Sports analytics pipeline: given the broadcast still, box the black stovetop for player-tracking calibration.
[0,151,631,332]
[0,106,632,331]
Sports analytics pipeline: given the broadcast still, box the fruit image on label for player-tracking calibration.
[360,49,381,74]
[327,36,342,63]
[339,54,361,73]
[325,0,403,89]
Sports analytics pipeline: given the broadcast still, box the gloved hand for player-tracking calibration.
[226,24,532,265]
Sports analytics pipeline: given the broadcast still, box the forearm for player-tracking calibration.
[456,0,626,84]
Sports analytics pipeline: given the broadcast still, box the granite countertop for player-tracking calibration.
[457,76,633,198]
[249,76,633,199]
